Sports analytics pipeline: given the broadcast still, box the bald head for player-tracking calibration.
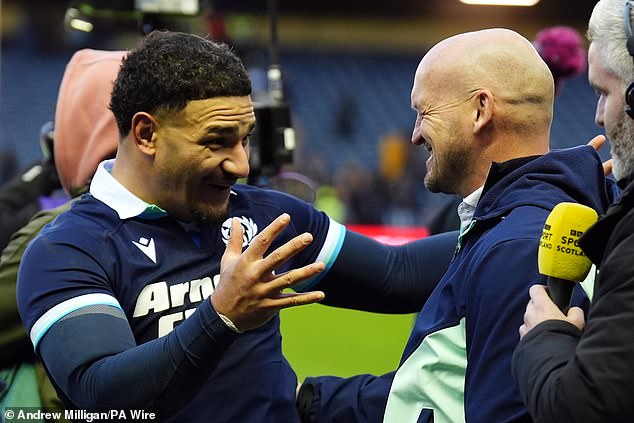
[410,29,554,196]
[419,29,554,104]
[414,28,555,139]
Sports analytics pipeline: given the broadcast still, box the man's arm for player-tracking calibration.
[314,230,458,314]
[290,231,456,422]
[38,299,236,417]
[297,373,395,423]
[254,189,457,314]
[511,319,582,422]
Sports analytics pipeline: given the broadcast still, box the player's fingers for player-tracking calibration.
[244,214,291,259]
[223,217,244,259]
[268,291,325,310]
[268,262,325,291]
[262,233,314,271]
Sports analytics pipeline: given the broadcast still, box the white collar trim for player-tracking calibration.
[90,159,151,220]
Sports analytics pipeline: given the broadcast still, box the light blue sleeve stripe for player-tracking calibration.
[294,218,346,292]
[30,293,123,349]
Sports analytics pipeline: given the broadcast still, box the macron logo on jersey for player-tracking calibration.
[132,237,157,263]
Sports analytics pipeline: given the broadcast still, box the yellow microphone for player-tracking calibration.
[538,202,598,311]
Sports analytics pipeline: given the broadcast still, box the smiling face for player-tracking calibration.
[409,29,554,197]
[150,96,255,224]
[588,42,634,181]
[410,61,476,196]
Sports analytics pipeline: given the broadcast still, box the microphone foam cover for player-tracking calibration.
[538,202,598,282]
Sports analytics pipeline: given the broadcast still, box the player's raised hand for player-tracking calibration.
[212,214,325,332]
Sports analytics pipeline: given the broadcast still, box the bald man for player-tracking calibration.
[297,28,613,423]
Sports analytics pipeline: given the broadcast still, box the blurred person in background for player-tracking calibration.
[0,148,18,186]
[0,48,125,421]
[533,25,587,95]
[0,136,65,252]
[513,0,634,420]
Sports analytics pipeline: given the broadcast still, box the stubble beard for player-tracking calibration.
[158,174,230,227]
[424,148,470,195]
[609,115,634,181]
[191,203,230,228]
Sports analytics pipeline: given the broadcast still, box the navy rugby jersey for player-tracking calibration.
[17,160,345,422]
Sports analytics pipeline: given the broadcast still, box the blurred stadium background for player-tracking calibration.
[0,0,606,380]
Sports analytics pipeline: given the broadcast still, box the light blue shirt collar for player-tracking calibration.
[457,186,483,235]
[90,159,168,220]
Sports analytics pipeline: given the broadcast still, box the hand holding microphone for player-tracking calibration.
[538,202,598,312]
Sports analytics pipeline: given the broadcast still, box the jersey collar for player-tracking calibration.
[90,159,168,220]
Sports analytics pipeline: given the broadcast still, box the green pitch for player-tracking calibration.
[280,304,416,381]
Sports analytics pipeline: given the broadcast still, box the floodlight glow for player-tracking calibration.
[459,0,540,5]
[69,18,94,32]
[64,7,94,33]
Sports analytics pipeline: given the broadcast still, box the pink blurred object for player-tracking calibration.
[533,26,587,94]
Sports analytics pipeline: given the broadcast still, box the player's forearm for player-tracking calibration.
[318,230,457,313]
[39,299,237,417]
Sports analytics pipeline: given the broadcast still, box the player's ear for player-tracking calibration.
[131,112,158,155]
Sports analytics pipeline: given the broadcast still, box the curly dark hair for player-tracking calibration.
[110,30,252,136]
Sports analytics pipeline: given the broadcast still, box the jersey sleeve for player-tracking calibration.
[311,230,458,313]
[271,186,458,313]
[37,299,237,418]
[17,227,118,347]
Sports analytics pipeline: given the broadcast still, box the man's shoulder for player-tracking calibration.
[474,203,549,242]
[32,195,119,246]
